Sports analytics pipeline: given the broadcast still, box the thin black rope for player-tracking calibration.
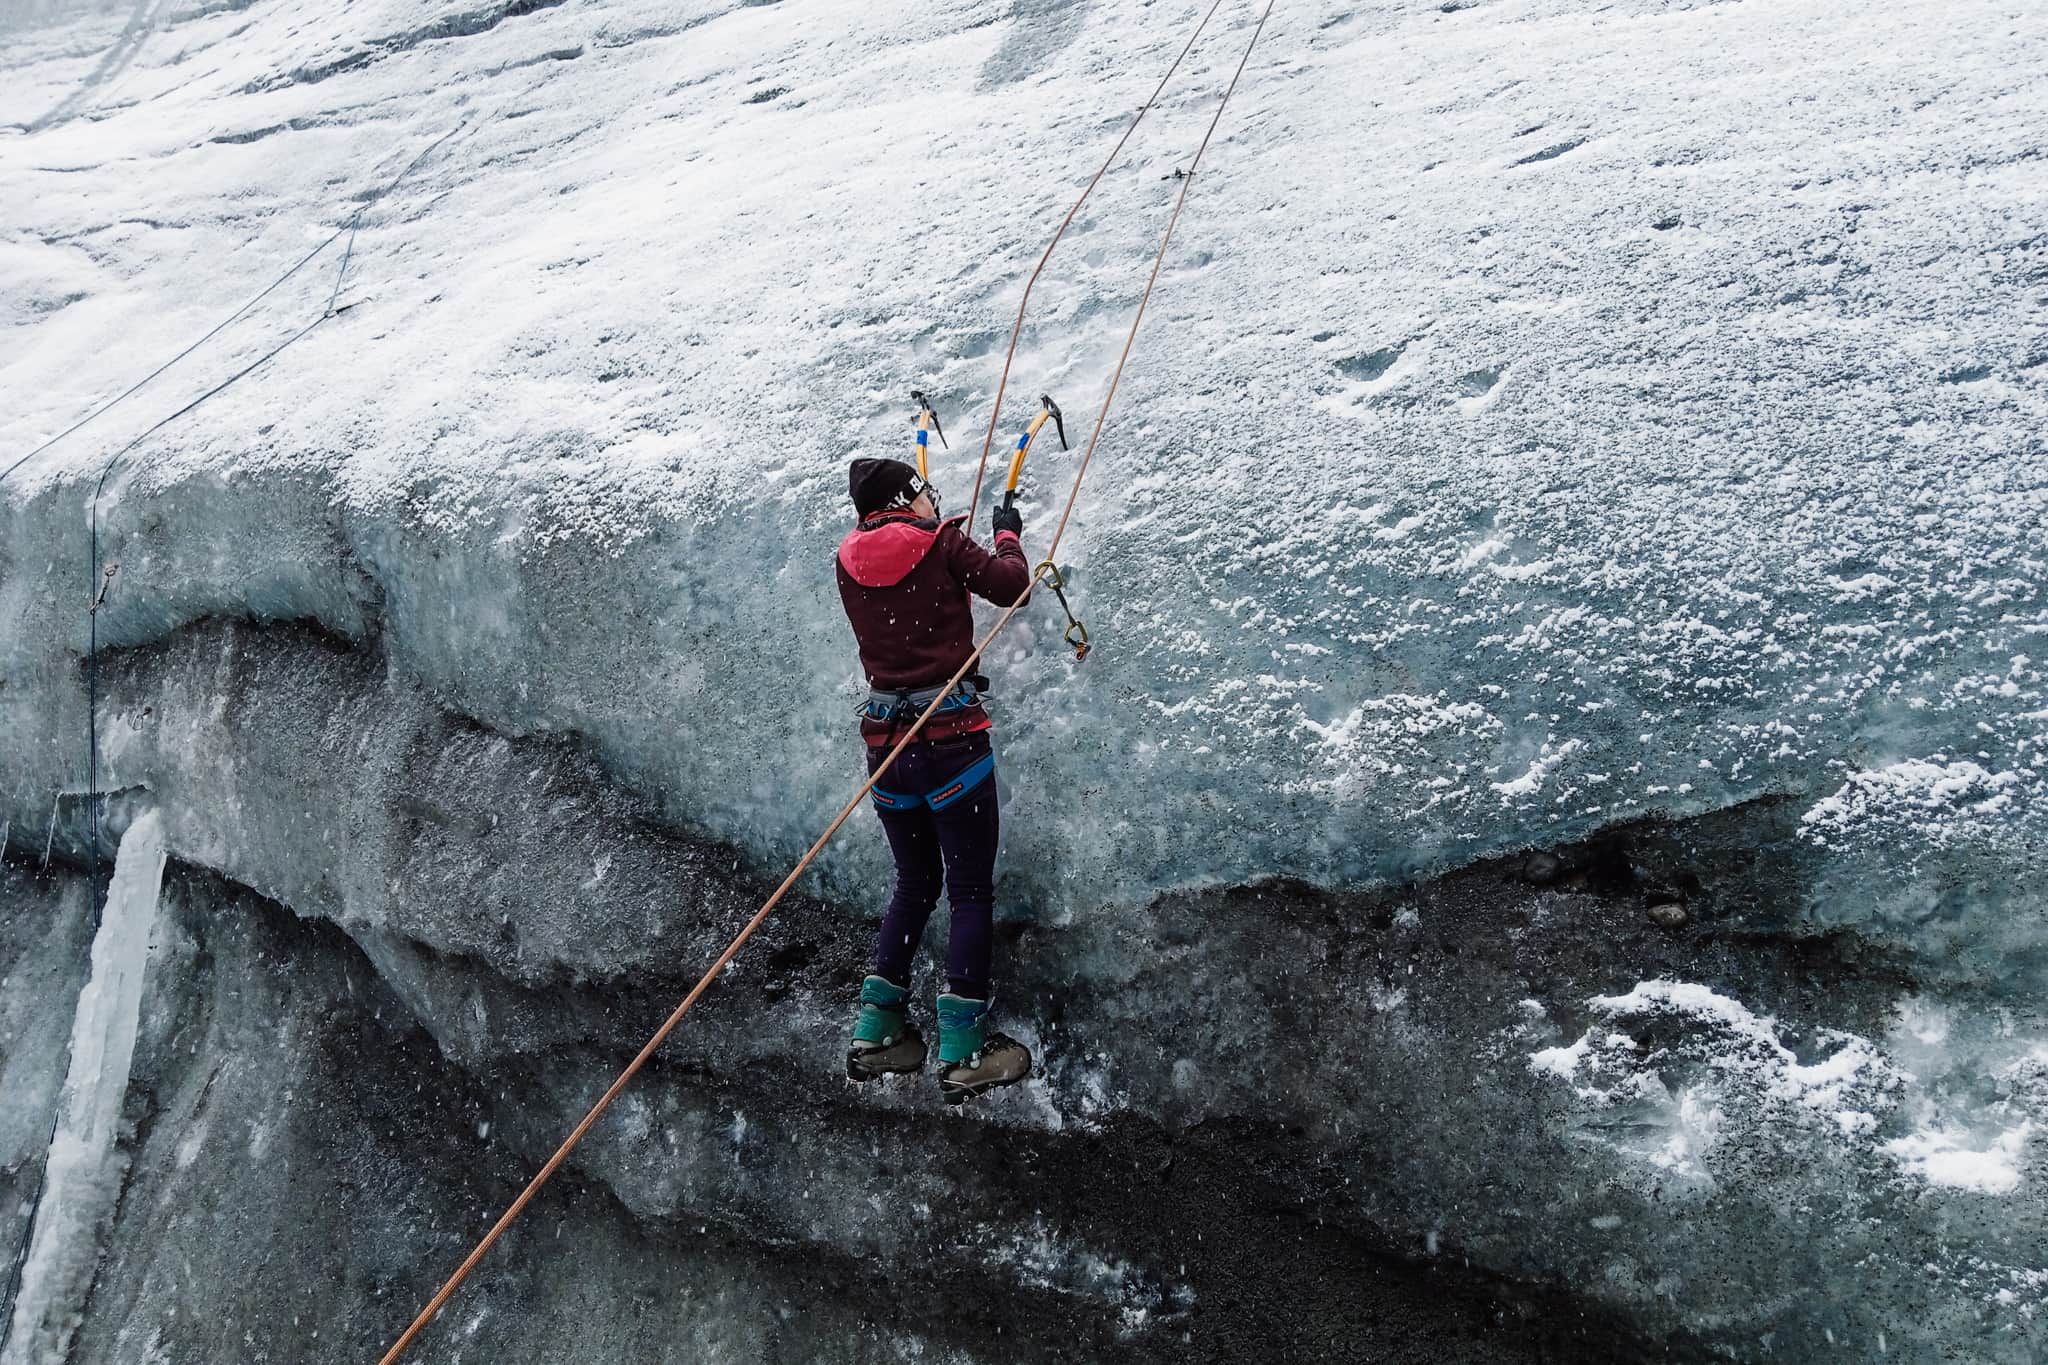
[322,117,467,318]
[0,237,342,489]
[75,111,469,888]
[0,118,467,491]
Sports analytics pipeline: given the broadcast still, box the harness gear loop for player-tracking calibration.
[859,679,984,726]
[1034,560,1090,662]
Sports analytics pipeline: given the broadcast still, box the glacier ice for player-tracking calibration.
[4,813,163,1365]
[2,0,2041,916]
[0,0,2045,1358]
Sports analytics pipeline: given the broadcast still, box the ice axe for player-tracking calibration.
[910,389,947,480]
[1002,395,1088,661]
[1000,394,1067,514]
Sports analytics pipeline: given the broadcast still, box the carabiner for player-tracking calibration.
[1064,617,1091,662]
[1035,560,1091,663]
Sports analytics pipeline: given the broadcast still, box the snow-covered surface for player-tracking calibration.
[4,811,164,1365]
[1531,980,2047,1205]
[1529,979,1901,1193]
[1884,1119,2032,1195]
[2,0,2043,917]
[1801,756,2026,849]
[3,0,2048,1356]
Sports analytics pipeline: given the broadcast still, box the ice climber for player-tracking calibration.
[835,456,1034,1103]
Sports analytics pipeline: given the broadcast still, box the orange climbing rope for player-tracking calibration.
[376,4,1273,1360]
[962,0,1230,535]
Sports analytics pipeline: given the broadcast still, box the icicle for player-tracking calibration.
[3,812,166,1365]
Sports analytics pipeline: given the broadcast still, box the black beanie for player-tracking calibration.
[848,457,919,517]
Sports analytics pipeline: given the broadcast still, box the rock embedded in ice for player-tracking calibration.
[1646,901,1688,930]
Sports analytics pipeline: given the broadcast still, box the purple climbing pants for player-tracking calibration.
[866,731,1000,998]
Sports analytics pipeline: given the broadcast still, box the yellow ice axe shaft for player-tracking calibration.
[910,389,947,480]
[1001,395,1068,510]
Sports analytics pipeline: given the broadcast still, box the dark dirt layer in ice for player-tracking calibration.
[5,616,1972,1358]
[10,857,1707,1364]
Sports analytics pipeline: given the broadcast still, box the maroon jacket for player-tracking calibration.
[837,511,1031,743]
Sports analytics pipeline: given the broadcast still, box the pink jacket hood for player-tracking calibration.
[836,513,963,588]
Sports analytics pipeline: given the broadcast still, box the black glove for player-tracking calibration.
[992,503,1023,538]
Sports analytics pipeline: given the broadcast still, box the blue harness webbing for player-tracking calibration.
[860,680,983,726]
[872,750,996,813]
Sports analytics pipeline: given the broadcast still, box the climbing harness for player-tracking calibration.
[910,389,947,479]
[872,749,998,813]
[860,678,985,726]
[377,3,1274,1358]
[1035,561,1091,661]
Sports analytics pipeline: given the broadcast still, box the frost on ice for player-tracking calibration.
[1883,1122,2033,1196]
[1527,980,1899,1196]
[0,0,2043,919]
[1527,979,2046,1314]
[1801,758,2026,850]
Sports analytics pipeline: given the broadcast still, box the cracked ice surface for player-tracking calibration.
[2,0,2044,939]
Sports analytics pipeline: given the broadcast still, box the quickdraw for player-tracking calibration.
[1035,560,1090,662]
[91,561,120,613]
[1009,398,1086,659]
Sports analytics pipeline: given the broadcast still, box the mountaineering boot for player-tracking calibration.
[847,975,926,1081]
[934,993,1032,1104]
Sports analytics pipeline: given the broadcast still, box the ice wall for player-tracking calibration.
[1,0,2040,932]
[3,618,2028,1361]
[1,0,2045,1358]
[0,868,94,1343]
